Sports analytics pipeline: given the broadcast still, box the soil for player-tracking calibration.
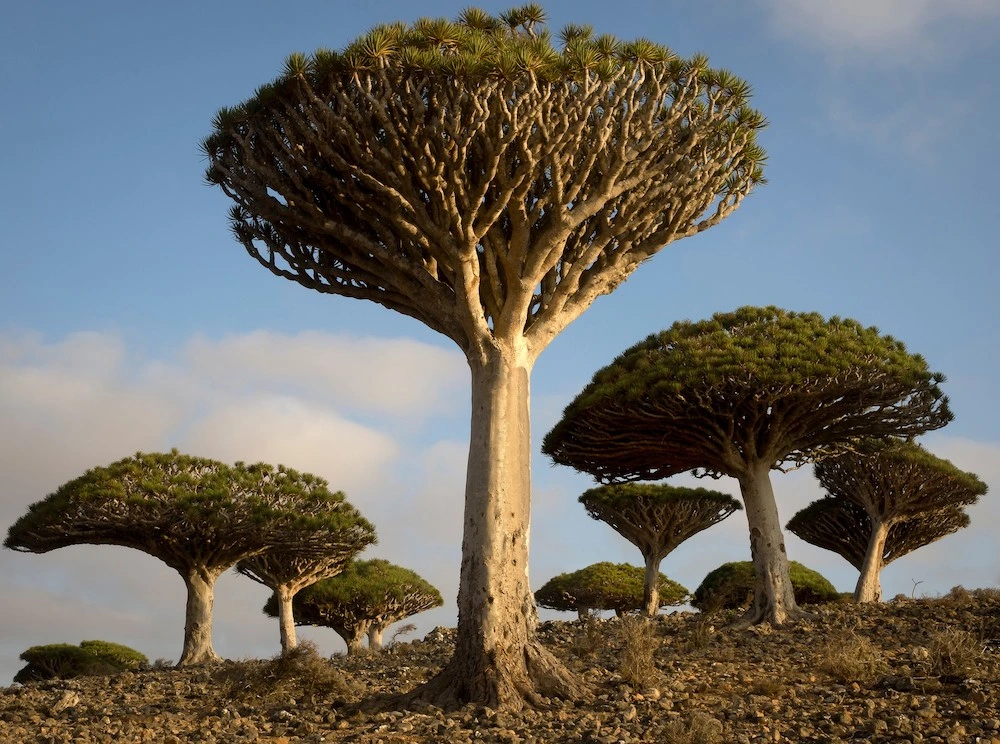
[2,591,998,743]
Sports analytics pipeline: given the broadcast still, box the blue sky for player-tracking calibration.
[1,0,998,684]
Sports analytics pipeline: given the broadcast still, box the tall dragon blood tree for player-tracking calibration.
[543,307,953,626]
[789,439,985,602]
[203,5,766,707]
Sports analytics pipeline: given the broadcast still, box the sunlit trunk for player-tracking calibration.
[178,566,222,665]
[643,552,661,616]
[275,586,298,653]
[409,342,583,709]
[855,519,889,603]
[737,464,800,625]
[368,625,384,651]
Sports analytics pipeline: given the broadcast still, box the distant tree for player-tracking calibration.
[237,509,376,654]
[794,440,986,603]
[543,307,951,625]
[264,559,442,654]
[787,497,970,600]
[4,450,370,665]
[535,562,688,619]
[203,4,766,709]
[578,484,740,616]
[14,641,148,683]
[692,561,839,612]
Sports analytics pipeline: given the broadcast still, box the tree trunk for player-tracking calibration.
[855,519,889,603]
[404,342,584,710]
[344,623,370,655]
[178,566,222,665]
[275,586,297,654]
[368,625,384,651]
[643,552,661,617]
[737,464,801,626]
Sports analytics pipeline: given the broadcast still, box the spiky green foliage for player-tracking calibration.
[202,7,766,348]
[4,450,375,571]
[787,497,971,570]
[13,641,148,683]
[813,439,986,524]
[579,484,741,559]
[264,559,442,650]
[692,561,838,611]
[543,306,952,482]
[535,562,688,615]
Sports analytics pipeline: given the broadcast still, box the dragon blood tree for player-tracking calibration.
[264,559,442,654]
[202,4,766,707]
[236,503,376,654]
[4,451,374,665]
[578,484,740,615]
[790,440,985,603]
[535,562,687,619]
[543,306,952,625]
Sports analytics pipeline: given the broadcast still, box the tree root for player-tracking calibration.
[729,601,818,629]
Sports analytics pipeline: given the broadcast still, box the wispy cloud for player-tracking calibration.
[763,0,1000,62]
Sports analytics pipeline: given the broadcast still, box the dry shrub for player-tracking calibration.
[215,641,360,706]
[749,677,786,697]
[815,631,888,684]
[926,628,984,679]
[971,586,1000,601]
[571,611,605,659]
[617,615,659,689]
[663,711,724,744]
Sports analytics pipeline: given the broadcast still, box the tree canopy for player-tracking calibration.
[5,450,372,665]
[264,559,442,654]
[691,561,839,611]
[543,306,951,625]
[797,439,985,602]
[578,483,740,614]
[534,562,687,618]
[203,2,767,708]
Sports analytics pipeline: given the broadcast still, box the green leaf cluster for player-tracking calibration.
[14,640,148,683]
[580,483,741,513]
[534,562,688,614]
[691,560,839,611]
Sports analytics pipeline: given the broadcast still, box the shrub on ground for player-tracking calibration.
[692,561,839,611]
[14,641,148,683]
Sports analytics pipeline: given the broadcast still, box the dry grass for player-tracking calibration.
[616,615,660,689]
[662,711,725,744]
[570,611,605,660]
[925,627,985,679]
[814,630,888,684]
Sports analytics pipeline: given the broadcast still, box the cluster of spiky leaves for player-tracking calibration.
[786,496,971,570]
[264,559,442,638]
[534,562,688,615]
[14,640,148,684]
[202,6,766,350]
[691,560,839,611]
[543,306,952,482]
[4,450,375,572]
[579,483,741,560]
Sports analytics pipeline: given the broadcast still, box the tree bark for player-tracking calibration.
[855,519,889,603]
[178,566,222,665]
[368,625,384,651]
[642,552,661,617]
[345,623,371,655]
[404,342,584,709]
[737,464,801,626]
[275,586,298,654]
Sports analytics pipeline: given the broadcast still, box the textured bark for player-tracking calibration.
[275,586,298,653]
[345,624,369,655]
[855,519,890,603]
[737,465,801,626]
[178,567,222,665]
[405,344,584,709]
[643,553,661,617]
[368,626,384,651]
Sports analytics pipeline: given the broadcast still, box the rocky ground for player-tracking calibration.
[2,590,999,744]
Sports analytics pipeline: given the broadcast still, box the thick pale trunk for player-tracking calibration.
[276,586,297,654]
[737,465,800,626]
[178,566,222,665]
[643,553,661,617]
[368,626,384,651]
[855,519,889,603]
[406,342,583,709]
[344,623,371,655]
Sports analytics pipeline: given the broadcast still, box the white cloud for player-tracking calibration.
[184,330,465,418]
[763,0,1000,60]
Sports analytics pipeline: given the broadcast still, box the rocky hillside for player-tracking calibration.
[2,590,998,743]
